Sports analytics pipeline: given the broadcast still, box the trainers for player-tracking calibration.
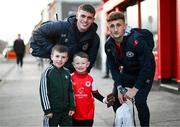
[102,75,110,79]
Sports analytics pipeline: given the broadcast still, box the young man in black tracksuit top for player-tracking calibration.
[39,44,75,127]
[105,12,155,126]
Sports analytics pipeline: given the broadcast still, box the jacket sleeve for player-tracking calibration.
[68,76,75,111]
[134,38,155,89]
[39,69,52,115]
[30,21,66,57]
[87,34,100,72]
[105,42,124,88]
[92,91,104,102]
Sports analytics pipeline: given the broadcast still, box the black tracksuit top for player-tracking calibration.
[39,65,75,115]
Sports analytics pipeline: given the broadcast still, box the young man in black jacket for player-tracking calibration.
[105,11,155,126]
[30,4,100,73]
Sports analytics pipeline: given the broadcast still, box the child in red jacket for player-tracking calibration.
[71,52,107,127]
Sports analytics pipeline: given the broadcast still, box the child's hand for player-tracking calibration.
[46,113,53,118]
[103,97,108,104]
[68,110,75,116]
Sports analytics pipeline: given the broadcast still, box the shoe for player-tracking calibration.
[102,75,110,79]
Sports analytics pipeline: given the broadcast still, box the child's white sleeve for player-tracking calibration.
[91,80,98,92]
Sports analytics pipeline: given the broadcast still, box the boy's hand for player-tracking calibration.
[46,113,53,118]
[68,110,75,116]
[103,97,108,104]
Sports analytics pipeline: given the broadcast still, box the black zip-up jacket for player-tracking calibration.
[30,16,100,73]
[13,39,25,55]
[39,65,75,115]
[105,31,155,90]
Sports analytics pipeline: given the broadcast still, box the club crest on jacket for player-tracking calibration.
[82,43,89,51]
[126,51,134,58]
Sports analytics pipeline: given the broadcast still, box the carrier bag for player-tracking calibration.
[114,103,134,127]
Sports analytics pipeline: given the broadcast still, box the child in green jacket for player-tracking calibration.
[39,44,75,127]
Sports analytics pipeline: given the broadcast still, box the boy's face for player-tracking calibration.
[108,19,126,40]
[76,10,95,32]
[72,56,90,74]
[51,50,68,68]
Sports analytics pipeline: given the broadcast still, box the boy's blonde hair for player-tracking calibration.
[73,52,89,60]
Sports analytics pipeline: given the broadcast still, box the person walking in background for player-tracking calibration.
[103,34,111,79]
[105,12,155,126]
[13,34,25,69]
[30,4,100,73]
[71,52,108,127]
[39,44,75,127]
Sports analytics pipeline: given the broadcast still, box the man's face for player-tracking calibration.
[108,19,126,40]
[76,10,95,32]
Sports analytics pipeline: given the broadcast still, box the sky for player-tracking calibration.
[0,0,53,45]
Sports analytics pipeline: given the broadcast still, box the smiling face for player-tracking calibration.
[76,10,95,32]
[72,55,90,74]
[51,50,68,68]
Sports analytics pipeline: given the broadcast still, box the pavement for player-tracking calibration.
[0,54,180,127]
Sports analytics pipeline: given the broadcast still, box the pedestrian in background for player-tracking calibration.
[71,52,108,127]
[13,34,25,69]
[102,58,110,79]
[103,34,111,79]
[30,4,100,73]
[105,11,155,126]
[39,44,75,127]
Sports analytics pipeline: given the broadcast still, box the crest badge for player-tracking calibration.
[82,43,89,51]
[85,81,91,87]
[126,51,134,58]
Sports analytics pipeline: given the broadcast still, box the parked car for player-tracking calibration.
[2,46,16,60]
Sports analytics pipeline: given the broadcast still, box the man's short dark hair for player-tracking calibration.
[107,11,125,22]
[73,51,89,60]
[78,4,96,16]
[51,44,68,54]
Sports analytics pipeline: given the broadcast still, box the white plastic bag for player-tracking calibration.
[114,103,134,127]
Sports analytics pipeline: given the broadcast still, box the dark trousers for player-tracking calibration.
[73,119,94,127]
[43,113,72,127]
[16,53,24,67]
[112,83,152,127]
[105,59,110,76]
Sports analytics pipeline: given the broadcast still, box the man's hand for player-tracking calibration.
[117,86,127,104]
[118,93,126,104]
[124,87,138,100]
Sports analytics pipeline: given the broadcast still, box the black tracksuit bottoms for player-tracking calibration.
[43,112,72,127]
